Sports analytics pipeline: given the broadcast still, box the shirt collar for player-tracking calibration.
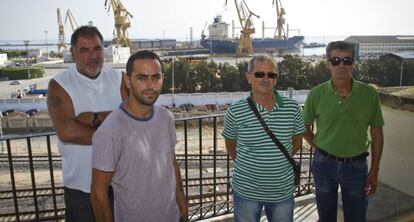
[327,78,361,94]
[249,89,284,109]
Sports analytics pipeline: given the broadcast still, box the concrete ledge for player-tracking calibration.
[338,182,414,222]
[367,182,414,221]
[377,86,414,112]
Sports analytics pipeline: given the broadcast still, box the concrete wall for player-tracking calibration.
[379,105,414,197]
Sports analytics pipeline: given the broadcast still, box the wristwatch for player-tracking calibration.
[92,112,101,129]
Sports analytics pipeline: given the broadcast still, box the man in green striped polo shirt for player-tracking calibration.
[222,55,305,222]
[303,41,384,222]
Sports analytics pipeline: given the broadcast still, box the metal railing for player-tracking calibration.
[0,114,314,221]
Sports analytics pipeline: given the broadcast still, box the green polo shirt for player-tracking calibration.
[222,91,305,202]
[303,79,384,157]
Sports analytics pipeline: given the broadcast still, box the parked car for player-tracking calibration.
[2,109,16,116]
[179,103,194,111]
[9,80,21,85]
[26,108,40,116]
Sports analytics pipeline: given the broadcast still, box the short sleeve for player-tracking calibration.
[222,107,237,140]
[293,105,306,135]
[303,89,317,125]
[369,92,385,127]
[92,127,119,172]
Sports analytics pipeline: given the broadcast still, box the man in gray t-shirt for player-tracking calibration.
[91,50,188,222]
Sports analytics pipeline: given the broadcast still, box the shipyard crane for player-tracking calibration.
[225,0,259,55]
[65,9,79,32]
[104,0,133,47]
[201,21,208,39]
[273,0,287,40]
[57,8,67,53]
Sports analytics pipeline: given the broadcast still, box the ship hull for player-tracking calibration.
[200,36,304,54]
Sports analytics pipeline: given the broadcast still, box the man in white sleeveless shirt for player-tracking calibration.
[47,26,128,222]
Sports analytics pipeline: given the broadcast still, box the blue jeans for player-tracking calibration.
[233,191,294,222]
[312,149,368,222]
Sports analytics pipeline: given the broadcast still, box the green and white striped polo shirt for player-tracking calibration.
[222,91,305,202]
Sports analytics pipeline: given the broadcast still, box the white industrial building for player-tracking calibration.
[345,35,414,60]
[62,45,130,64]
[104,45,130,64]
[62,49,73,63]
[28,49,43,58]
[0,53,7,66]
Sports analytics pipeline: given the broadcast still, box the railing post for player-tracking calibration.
[6,139,20,221]
[198,118,203,218]
[213,116,217,216]
[27,137,40,221]
[184,120,189,202]
[226,149,231,213]
[46,135,58,220]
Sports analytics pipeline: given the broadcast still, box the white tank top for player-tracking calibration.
[53,64,122,193]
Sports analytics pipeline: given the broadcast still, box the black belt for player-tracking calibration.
[316,148,368,162]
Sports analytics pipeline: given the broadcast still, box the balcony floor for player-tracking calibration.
[200,182,414,222]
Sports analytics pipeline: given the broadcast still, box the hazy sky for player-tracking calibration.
[0,0,413,42]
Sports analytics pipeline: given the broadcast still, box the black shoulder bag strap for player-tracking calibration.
[247,96,301,185]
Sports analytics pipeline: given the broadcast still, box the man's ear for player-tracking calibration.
[70,47,76,62]
[245,72,252,84]
[123,72,131,90]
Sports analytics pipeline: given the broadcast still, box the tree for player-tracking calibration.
[220,63,240,91]
[354,58,406,86]
[304,61,330,88]
[237,61,250,91]
[192,61,216,92]
[278,55,309,89]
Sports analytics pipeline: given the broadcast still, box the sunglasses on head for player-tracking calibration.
[253,71,278,79]
[329,57,354,66]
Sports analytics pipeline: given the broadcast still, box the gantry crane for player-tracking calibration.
[65,9,79,32]
[273,0,287,40]
[225,0,259,55]
[57,8,67,53]
[104,0,133,47]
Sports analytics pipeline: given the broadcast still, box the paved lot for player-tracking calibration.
[0,68,61,100]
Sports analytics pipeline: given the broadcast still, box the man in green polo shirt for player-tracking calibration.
[222,55,305,222]
[303,41,384,222]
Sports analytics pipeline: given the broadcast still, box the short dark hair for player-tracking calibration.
[126,50,163,76]
[70,26,104,48]
[326,41,356,59]
[247,55,277,73]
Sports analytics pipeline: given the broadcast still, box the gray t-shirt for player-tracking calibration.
[92,105,180,222]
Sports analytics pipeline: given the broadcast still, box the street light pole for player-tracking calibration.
[24,40,30,65]
[45,30,48,57]
[172,57,175,107]
[399,58,404,86]
[210,39,213,56]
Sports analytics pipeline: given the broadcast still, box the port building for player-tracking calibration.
[344,35,414,60]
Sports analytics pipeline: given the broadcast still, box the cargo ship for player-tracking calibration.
[200,16,304,54]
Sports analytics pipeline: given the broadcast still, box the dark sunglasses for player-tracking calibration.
[329,57,354,66]
[253,71,278,79]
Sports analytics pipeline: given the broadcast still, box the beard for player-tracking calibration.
[130,87,161,106]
